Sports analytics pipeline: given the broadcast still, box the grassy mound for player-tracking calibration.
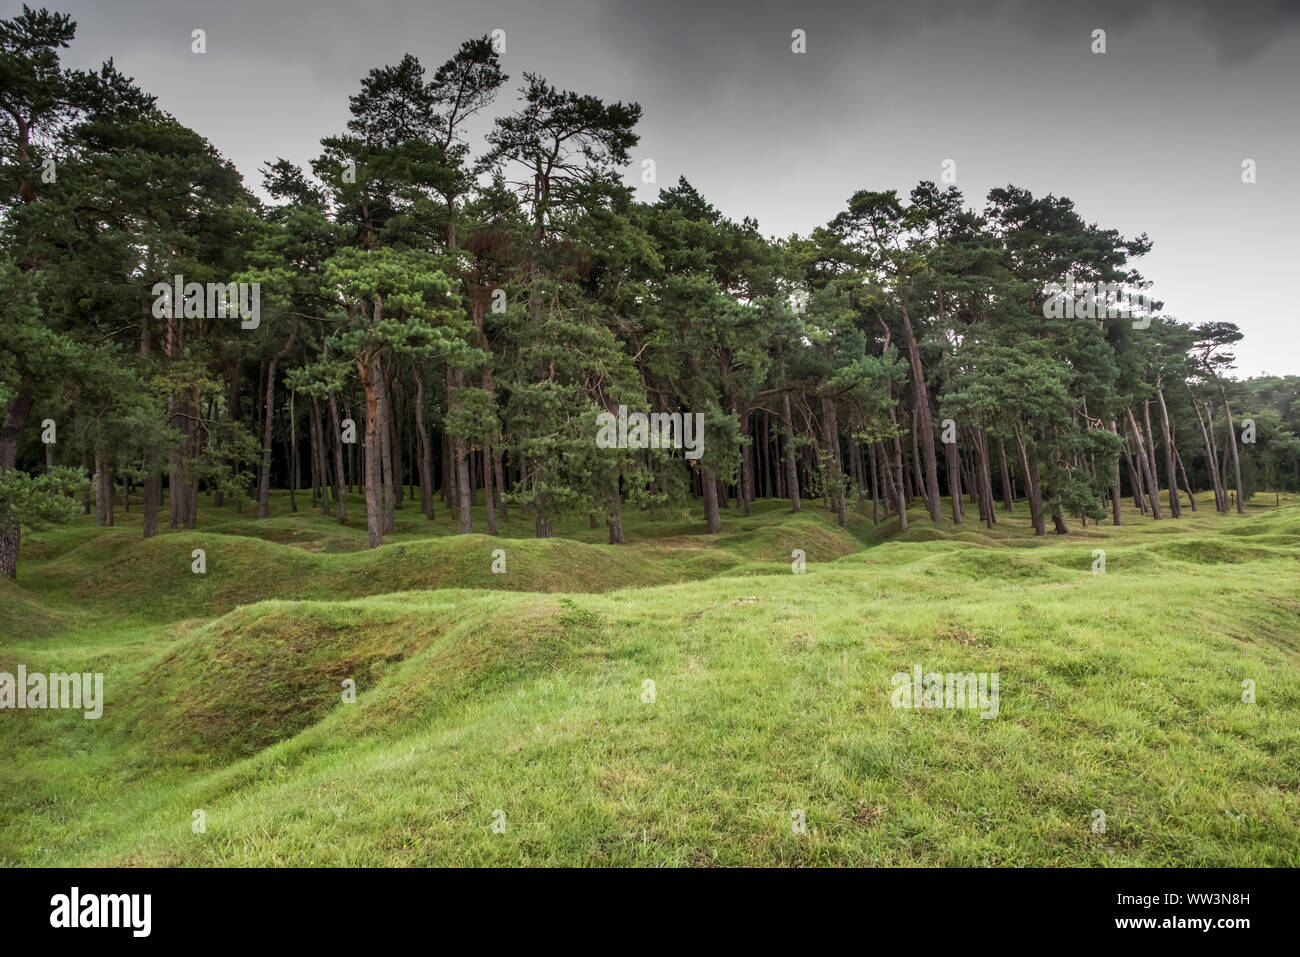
[2,494,1298,866]
[8,523,750,630]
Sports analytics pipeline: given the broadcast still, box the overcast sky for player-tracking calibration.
[22,0,1300,376]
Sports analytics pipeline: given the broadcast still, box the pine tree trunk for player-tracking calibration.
[1108,420,1123,526]
[257,320,298,519]
[899,303,941,521]
[257,359,278,519]
[739,408,754,517]
[447,367,472,533]
[289,390,299,513]
[702,465,722,533]
[1051,499,1069,534]
[388,386,402,511]
[1126,407,1162,519]
[1014,425,1045,536]
[94,445,114,527]
[1155,385,1181,517]
[494,451,507,519]
[782,392,800,513]
[357,347,386,548]
[443,431,454,510]
[414,367,434,519]
[1219,386,1245,513]
[868,439,880,524]
[81,451,92,515]
[820,393,847,528]
[889,410,909,531]
[973,425,996,528]
[142,462,160,540]
[909,408,925,507]
[1174,445,1197,511]
[998,436,1015,510]
[1142,400,1164,516]
[379,384,396,534]
[1190,414,1210,507]
[313,396,330,516]
[944,432,962,524]
[1124,441,1147,513]
[328,393,348,524]
[454,433,472,534]
[607,475,624,544]
[0,391,32,578]
[483,436,498,535]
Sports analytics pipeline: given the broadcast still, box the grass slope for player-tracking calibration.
[1,491,1297,866]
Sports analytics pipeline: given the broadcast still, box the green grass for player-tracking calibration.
[1,489,1298,866]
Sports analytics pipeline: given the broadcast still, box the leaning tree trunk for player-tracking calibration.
[1195,399,1226,512]
[1141,400,1166,517]
[1013,425,1045,536]
[909,409,925,508]
[899,303,941,521]
[1126,408,1162,519]
[1174,446,1197,511]
[1219,386,1245,514]
[1123,440,1147,514]
[1108,420,1123,526]
[1155,385,1181,517]
[1051,501,1070,534]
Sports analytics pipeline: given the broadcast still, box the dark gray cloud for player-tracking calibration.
[12,0,1299,375]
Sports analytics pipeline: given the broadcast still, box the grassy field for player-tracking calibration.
[2,489,1298,866]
